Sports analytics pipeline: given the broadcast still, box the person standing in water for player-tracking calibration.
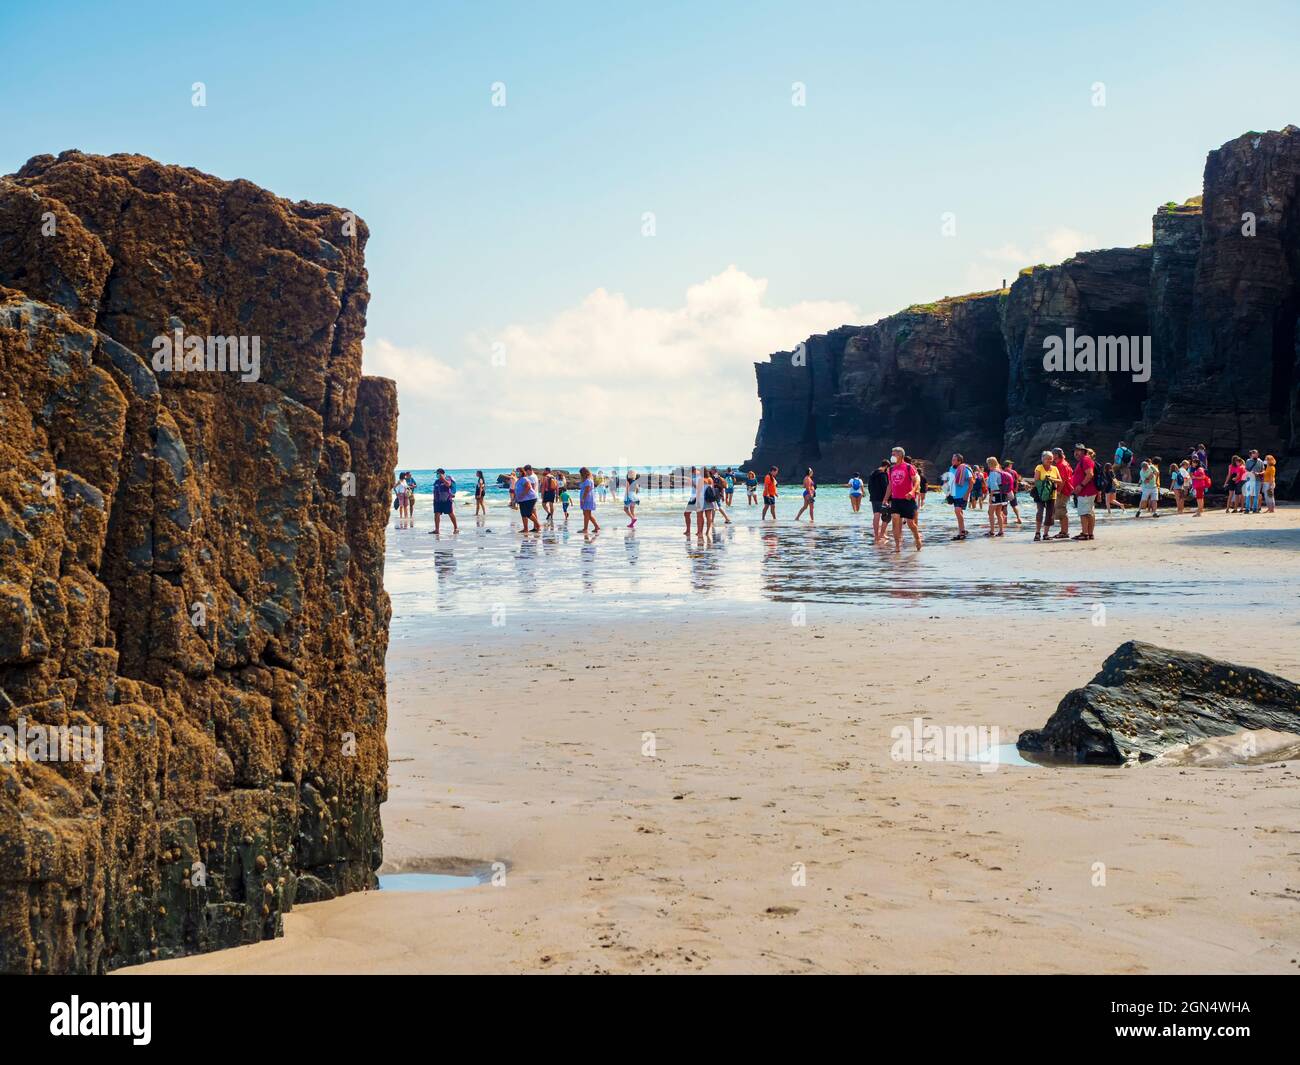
[623,470,640,528]
[946,453,972,541]
[579,466,600,533]
[884,447,922,553]
[514,463,541,532]
[762,466,779,520]
[746,469,759,505]
[684,465,705,537]
[474,470,487,517]
[985,457,1007,537]
[795,467,816,521]
[541,467,559,522]
[847,471,865,513]
[432,468,458,535]
[867,459,890,544]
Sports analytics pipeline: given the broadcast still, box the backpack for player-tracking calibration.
[1034,477,1056,503]
[1120,447,1133,465]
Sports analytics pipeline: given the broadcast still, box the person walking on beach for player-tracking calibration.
[1050,447,1073,539]
[867,459,890,543]
[541,468,559,522]
[1097,461,1119,514]
[1114,441,1134,484]
[559,482,572,522]
[1169,462,1187,514]
[1190,462,1211,515]
[579,467,600,533]
[885,446,922,553]
[514,463,541,532]
[1032,451,1060,541]
[432,468,459,535]
[848,471,865,513]
[393,473,411,520]
[1003,459,1024,526]
[1072,444,1097,540]
[1136,459,1160,518]
[623,470,640,528]
[712,468,733,526]
[684,465,707,536]
[1244,450,1265,514]
[506,468,520,511]
[946,453,972,540]
[474,470,487,517]
[795,467,816,521]
[908,456,927,520]
[725,470,736,507]
[762,466,779,520]
[985,457,1007,537]
[1223,455,1246,513]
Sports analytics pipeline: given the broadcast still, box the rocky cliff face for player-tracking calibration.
[749,127,1300,491]
[0,151,396,973]
[750,295,1005,479]
[1001,247,1152,464]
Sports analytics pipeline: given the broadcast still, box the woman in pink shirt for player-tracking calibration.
[1223,456,1245,513]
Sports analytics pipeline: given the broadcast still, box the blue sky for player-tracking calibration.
[4,0,1297,466]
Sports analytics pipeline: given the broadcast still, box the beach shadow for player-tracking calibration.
[1170,524,1300,550]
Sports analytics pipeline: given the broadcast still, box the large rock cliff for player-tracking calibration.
[0,151,396,973]
[749,127,1300,492]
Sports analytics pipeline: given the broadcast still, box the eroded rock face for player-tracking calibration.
[747,128,1300,490]
[1001,248,1152,464]
[1016,641,1300,765]
[749,296,1006,479]
[0,151,396,973]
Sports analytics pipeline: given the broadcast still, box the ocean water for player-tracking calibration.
[382,479,1270,638]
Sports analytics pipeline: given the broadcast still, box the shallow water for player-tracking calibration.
[385,484,1266,636]
[378,873,484,892]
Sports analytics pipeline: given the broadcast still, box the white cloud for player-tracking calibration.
[363,266,859,468]
[962,226,1101,292]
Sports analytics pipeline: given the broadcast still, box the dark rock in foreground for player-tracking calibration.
[1017,641,1300,764]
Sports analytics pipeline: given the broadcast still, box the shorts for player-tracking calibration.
[434,500,452,515]
[890,499,917,521]
[542,491,556,503]
[870,499,886,513]
[763,495,776,506]
[1075,494,1096,516]
[518,499,537,519]
[1053,495,1068,518]
[623,496,635,507]
[950,496,967,510]
[849,492,862,499]
[991,492,1007,506]
[1140,488,1158,503]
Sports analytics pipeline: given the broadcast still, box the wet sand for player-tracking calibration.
[124,506,1300,974]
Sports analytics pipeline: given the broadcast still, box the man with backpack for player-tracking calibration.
[1114,442,1134,483]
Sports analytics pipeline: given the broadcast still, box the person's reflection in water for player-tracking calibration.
[623,528,639,569]
[515,535,540,596]
[580,535,599,591]
[432,544,457,608]
[685,536,720,593]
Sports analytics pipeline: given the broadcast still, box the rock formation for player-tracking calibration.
[1016,641,1300,764]
[0,151,396,973]
[749,127,1300,494]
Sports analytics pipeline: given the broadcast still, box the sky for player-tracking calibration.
[4,0,1298,467]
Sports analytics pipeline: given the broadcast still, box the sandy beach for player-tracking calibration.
[123,505,1300,975]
